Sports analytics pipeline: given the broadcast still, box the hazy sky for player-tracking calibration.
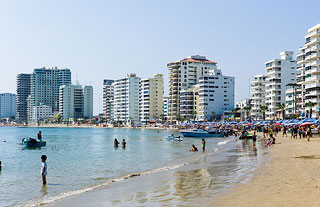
[0,0,319,115]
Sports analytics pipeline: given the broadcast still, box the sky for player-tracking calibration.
[0,0,319,115]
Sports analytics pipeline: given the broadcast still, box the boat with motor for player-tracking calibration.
[22,137,46,147]
[180,129,224,138]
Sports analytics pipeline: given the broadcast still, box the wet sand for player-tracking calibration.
[215,133,320,207]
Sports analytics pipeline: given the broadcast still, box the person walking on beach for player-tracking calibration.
[202,139,206,152]
[269,128,273,138]
[306,127,312,141]
[121,139,126,148]
[41,155,47,185]
[283,126,287,137]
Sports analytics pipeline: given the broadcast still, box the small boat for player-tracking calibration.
[23,138,46,147]
[167,135,183,142]
[180,129,224,138]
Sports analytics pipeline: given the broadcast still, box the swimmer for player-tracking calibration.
[122,139,126,148]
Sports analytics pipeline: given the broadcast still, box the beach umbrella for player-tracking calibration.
[301,122,314,126]
[275,123,281,126]
[301,118,316,123]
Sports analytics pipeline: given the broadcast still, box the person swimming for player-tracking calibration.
[190,144,198,152]
[121,139,126,148]
[114,138,120,147]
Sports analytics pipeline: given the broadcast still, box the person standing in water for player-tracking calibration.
[202,139,206,152]
[121,139,126,148]
[41,155,47,185]
[114,138,120,147]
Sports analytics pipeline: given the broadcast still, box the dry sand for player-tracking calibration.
[214,133,320,207]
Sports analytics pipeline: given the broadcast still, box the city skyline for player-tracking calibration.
[0,0,320,115]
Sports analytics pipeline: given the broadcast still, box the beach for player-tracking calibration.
[215,133,320,207]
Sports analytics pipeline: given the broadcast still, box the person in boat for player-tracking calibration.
[30,138,37,143]
[38,131,42,141]
[190,144,198,152]
[121,139,126,148]
[202,139,206,152]
[114,138,120,147]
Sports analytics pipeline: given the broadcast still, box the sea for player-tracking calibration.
[0,127,269,207]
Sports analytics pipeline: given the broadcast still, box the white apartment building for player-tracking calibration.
[250,74,266,120]
[198,69,235,121]
[0,93,16,119]
[112,73,140,124]
[168,55,218,122]
[265,51,297,119]
[59,85,93,120]
[297,24,320,118]
[163,97,169,117]
[103,80,114,122]
[140,74,164,123]
[285,83,299,115]
[31,104,52,123]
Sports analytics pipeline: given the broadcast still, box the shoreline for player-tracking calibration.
[214,133,320,207]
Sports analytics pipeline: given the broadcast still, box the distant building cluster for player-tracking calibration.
[102,55,235,124]
[15,67,93,123]
[241,23,320,120]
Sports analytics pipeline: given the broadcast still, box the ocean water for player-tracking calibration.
[0,127,268,207]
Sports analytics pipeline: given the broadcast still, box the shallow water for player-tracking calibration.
[0,127,237,207]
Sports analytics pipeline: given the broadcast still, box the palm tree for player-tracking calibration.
[277,104,286,120]
[211,111,216,121]
[243,106,251,121]
[231,108,240,121]
[305,101,317,118]
[260,105,268,121]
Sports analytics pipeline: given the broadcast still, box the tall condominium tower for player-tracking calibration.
[59,85,93,120]
[112,73,140,124]
[250,74,267,120]
[296,24,320,118]
[167,55,217,122]
[0,93,16,119]
[28,67,71,121]
[16,73,31,122]
[140,74,164,123]
[265,51,297,119]
[103,79,114,122]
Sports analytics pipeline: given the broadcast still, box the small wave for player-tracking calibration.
[217,140,230,145]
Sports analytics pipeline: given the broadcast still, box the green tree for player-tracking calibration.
[277,104,286,120]
[193,111,197,121]
[260,105,268,121]
[211,111,216,121]
[305,101,317,118]
[243,106,251,120]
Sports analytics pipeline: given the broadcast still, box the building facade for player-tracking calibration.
[140,74,164,123]
[163,97,169,118]
[31,105,52,123]
[250,74,267,120]
[16,74,31,122]
[0,93,16,119]
[112,73,140,124]
[59,85,93,120]
[103,80,114,122]
[265,51,297,119]
[167,55,218,122]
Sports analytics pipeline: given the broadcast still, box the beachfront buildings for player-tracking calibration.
[163,97,169,118]
[102,80,114,122]
[112,73,140,124]
[59,85,93,120]
[31,104,52,123]
[296,24,320,118]
[265,51,297,119]
[16,74,31,122]
[250,74,267,120]
[140,74,164,123]
[167,55,220,122]
[0,93,16,119]
[27,67,71,122]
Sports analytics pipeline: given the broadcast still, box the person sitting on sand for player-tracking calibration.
[114,138,120,147]
[190,144,198,152]
[121,139,126,148]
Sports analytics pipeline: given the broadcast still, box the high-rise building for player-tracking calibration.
[103,80,114,122]
[16,74,31,122]
[112,73,140,124]
[0,93,16,119]
[163,97,169,118]
[265,51,297,119]
[59,85,93,120]
[167,55,218,122]
[250,74,267,120]
[140,74,164,123]
[296,24,320,118]
[31,104,52,123]
[28,67,71,122]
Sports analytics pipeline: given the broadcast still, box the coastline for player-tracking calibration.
[214,133,320,207]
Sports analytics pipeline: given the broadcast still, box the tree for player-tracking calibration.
[260,105,268,121]
[231,108,239,121]
[211,111,216,121]
[305,101,317,118]
[277,104,286,120]
[243,106,251,120]
[175,114,181,122]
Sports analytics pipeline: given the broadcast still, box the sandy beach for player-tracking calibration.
[215,133,320,207]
